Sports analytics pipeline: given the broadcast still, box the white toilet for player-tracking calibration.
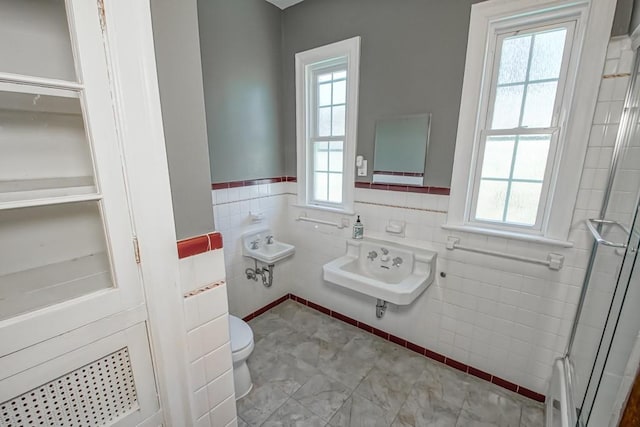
[228,315,255,399]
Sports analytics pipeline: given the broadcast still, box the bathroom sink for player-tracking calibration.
[323,235,436,305]
[242,229,295,264]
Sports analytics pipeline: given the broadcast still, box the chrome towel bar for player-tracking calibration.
[585,218,628,249]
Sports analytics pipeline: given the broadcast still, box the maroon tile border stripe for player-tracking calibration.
[177,232,223,259]
[355,181,450,195]
[372,170,424,177]
[212,176,296,190]
[241,294,289,322]
[211,175,449,196]
[240,293,546,403]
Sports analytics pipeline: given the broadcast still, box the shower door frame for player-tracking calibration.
[563,40,640,426]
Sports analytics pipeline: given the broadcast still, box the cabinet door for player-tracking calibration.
[0,0,143,356]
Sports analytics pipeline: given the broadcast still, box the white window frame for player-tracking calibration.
[295,36,360,214]
[470,21,575,231]
[445,0,617,247]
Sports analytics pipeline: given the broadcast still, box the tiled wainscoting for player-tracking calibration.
[211,180,294,319]
[213,176,582,396]
[177,234,237,427]
[211,38,634,400]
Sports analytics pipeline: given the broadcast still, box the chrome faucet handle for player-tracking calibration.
[381,247,389,255]
[266,235,274,245]
[392,257,403,267]
[367,250,378,261]
[250,239,260,249]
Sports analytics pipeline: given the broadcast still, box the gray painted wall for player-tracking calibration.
[282,0,480,188]
[631,0,640,35]
[613,0,633,36]
[198,0,284,183]
[151,0,215,239]
[196,0,630,188]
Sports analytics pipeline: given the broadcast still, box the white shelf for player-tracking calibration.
[0,253,112,321]
[0,73,82,91]
[0,178,99,210]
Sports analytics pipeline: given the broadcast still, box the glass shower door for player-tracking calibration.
[578,204,639,426]
[568,49,640,426]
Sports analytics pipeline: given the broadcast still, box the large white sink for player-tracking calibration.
[323,235,436,305]
[242,229,295,264]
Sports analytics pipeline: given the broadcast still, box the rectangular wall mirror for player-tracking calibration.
[372,113,431,186]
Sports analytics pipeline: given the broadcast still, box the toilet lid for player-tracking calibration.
[229,315,253,353]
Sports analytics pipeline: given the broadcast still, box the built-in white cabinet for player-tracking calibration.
[0,0,145,353]
[0,82,115,320]
[0,1,163,425]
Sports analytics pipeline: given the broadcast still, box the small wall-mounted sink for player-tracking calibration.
[242,229,295,264]
[323,235,436,305]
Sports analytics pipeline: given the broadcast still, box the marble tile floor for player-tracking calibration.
[237,300,544,427]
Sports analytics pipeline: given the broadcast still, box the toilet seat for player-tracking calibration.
[229,315,254,361]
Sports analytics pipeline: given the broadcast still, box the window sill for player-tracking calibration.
[292,203,355,216]
[441,224,574,248]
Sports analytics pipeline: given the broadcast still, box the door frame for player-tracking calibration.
[101,1,192,424]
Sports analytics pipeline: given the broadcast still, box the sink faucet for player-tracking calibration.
[250,239,260,249]
[380,247,390,262]
[266,235,274,245]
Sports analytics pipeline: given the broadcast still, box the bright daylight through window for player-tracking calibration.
[295,37,360,213]
[473,24,572,228]
[312,68,347,204]
[446,0,605,245]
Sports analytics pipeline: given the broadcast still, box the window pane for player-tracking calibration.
[333,70,347,80]
[497,35,531,85]
[329,149,343,173]
[481,136,515,179]
[505,182,543,225]
[314,172,328,201]
[328,173,343,203]
[0,0,76,81]
[529,29,567,81]
[329,141,343,151]
[314,141,329,172]
[318,83,332,106]
[476,180,508,222]
[513,136,551,180]
[318,73,332,83]
[521,82,557,128]
[332,105,346,136]
[333,80,346,104]
[318,107,331,136]
[491,85,524,129]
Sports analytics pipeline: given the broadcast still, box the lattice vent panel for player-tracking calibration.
[1,348,139,427]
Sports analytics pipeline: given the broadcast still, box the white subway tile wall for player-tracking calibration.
[211,39,633,396]
[179,249,227,294]
[212,182,293,317]
[180,251,237,426]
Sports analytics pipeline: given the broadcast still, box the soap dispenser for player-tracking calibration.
[353,215,364,239]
